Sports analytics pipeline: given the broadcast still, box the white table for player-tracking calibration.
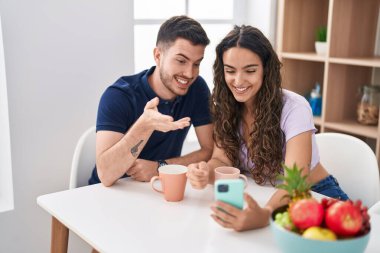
[37,178,380,253]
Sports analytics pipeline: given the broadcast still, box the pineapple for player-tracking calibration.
[276,163,312,204]
[275,164,323,233]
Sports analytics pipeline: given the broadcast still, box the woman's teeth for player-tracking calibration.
[235,87,247,92]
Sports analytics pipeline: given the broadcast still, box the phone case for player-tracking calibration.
[215,179,244,209]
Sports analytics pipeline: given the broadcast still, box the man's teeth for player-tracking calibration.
[176,77,188,84]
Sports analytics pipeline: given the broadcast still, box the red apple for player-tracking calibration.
[325,201,363,237]
[289,198,324,230]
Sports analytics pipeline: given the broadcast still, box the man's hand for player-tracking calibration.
[187,161,209,189]
[142,97,191,132]
[127,159,158,182]
[210,193,270,232]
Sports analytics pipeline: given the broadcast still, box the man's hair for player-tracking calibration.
[156,15,210,48]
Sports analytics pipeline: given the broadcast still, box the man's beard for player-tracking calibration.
[159,68,179,96]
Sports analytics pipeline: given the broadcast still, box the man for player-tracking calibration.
[89,15,213,186]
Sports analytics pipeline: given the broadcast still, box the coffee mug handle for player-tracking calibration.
[239,174,248,188]
[150,176,163,193]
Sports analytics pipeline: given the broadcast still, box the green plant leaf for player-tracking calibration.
[315,26,327,42]
[276,163,312,200]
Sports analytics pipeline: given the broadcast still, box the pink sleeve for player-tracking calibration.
[282,103,316,142]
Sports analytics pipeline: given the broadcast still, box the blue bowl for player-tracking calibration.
[270,206,370,253]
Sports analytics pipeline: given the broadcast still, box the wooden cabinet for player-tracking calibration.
[276,0,380,162]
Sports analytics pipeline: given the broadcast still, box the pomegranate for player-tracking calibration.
[289,198,324,230]
[325,201,363,237]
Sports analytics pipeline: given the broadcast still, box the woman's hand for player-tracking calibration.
[187,161,209,189]
[211,193,271,232]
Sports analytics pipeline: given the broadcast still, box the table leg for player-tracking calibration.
[51,216,69,253]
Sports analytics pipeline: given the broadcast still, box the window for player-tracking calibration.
[133,0,243,144]
[133,0,241,89]
[0,15,14,213]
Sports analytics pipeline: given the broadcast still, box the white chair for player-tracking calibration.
[69,126,96,189]
[316,132,380,207]
[369,200,380,216]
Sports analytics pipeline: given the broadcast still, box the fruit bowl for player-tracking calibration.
[270,205,371,253]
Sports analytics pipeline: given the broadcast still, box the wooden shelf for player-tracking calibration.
[281,52,326,62]
[324,120,378,139]
[277,0,380,163]
[281,59,324,96]
[329,57,380,68]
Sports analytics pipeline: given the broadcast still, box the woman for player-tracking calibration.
[186,25,348,232]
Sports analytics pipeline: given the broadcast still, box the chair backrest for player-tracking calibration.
[315,132,380,207]
[368,200,380,216]
[69,126,96,189]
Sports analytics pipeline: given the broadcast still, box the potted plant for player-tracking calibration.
[315,26,327,55]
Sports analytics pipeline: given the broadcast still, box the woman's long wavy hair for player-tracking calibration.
[211,25,284,186]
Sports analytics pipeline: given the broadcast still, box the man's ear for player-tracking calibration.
[153,47,161,67]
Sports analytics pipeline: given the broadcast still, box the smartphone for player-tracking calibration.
[215,179,244,209]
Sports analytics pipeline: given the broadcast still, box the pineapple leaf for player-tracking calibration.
[276,163,312,200]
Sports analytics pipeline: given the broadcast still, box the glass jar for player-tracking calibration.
[357,85,380,125]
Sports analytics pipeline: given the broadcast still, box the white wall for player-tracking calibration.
[0,14,14,213]
[0,0,133,252]
[0,0,276,252]
[244,0,277,44]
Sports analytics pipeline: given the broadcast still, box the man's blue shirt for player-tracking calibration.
[89,66,211,184]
